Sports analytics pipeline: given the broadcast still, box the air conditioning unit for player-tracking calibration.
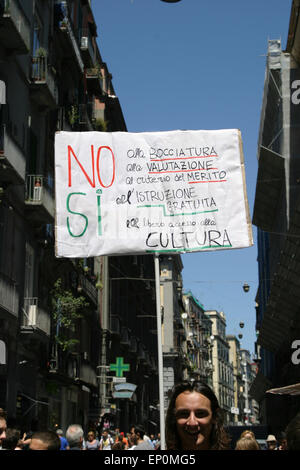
[28,304,37,326]
[81,36,88,49]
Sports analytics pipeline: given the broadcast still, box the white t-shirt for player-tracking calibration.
[100,435,113,450]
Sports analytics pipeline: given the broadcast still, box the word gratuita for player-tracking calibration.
[149,146,218,158]
[167,199,217,212]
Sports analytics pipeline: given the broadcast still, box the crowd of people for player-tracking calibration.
[1,381,300,451]
[0,409,160,451]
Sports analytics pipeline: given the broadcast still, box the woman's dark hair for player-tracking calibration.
[285,412,300,450]
[165,381,231,450]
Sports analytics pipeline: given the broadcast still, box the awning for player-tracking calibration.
[0,80,6,104]
[266,383,300,396]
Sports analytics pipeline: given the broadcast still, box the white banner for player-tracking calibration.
[54,129,253,257]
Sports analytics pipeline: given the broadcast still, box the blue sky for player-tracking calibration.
[94,0,292,354]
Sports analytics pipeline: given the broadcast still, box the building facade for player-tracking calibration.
[182,291,213,388]
[251,0,300,433]
[0,0,162,434]
[226,335,243,424]
[205,310,234,424]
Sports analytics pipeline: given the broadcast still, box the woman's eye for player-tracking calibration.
[175,410,208,419]
[175,411,190,419]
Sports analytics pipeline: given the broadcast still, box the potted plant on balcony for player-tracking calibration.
[94,117,108,132]
[86,62,102,79]
[67,105,79,129]
[59,18,68,30]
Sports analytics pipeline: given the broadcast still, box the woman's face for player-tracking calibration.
[175,391,215,450]
[87,432,94,441]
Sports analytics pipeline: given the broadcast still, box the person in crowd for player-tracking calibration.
[127,433,138,450]
[239,430,256,440]
[235,436,260,450]
[85,430,100,450]
[112,441,125,450]
[132,424,155,450]
[154,432,161,450]
[21,418,39,450]
[285,412,300,450]
[266,434,277,450]
[99,430,114,450]
[29,431,61,450]
[150,434,157,448]
[114,431,128,449]
[0,409,7,450]
[1,428,21,450]
[165,381,231,450]
[277,431,288,450]
[66,424,84,450]
[56,428,69,450]
[143,429,152,444]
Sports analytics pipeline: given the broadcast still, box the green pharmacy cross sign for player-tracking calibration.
[109,357,130,377]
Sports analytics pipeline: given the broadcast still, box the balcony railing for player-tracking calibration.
[0,0,31,54]
[0,124,26,184]
[78,272,98,305]
[25,174,55,222]
[21,297,50,336]
[54,2,84,73]
[85,67,103,95]
[78,103,95,130]
[0,271,19,317]
[110,315,121,336]
[30,55,58,108]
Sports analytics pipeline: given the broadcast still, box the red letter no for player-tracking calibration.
[97,146,115,188]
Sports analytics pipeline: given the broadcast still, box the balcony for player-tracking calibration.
[54,2,84,73]
[0,0,30,54]
[137,343,146,362]
[79,27,95,67]
[78,103,95,130]
[110,315,121,336]
[30,56,58,109]
[80,363,97,387]
[21,297,51,337]
[56,107,72,131]
[24,174,55,223]
[78,272,98,306]
[85,67,103,96]
[0,124,26,184]
[0,270,19,318]
[129,335,138,353]
[120,327,130,347]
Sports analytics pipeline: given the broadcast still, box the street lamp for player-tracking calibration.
[242,282,250,293]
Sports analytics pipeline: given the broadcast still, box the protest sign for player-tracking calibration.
[54,129,253,257]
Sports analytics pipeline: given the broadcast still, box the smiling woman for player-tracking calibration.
[165,381,231,450]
